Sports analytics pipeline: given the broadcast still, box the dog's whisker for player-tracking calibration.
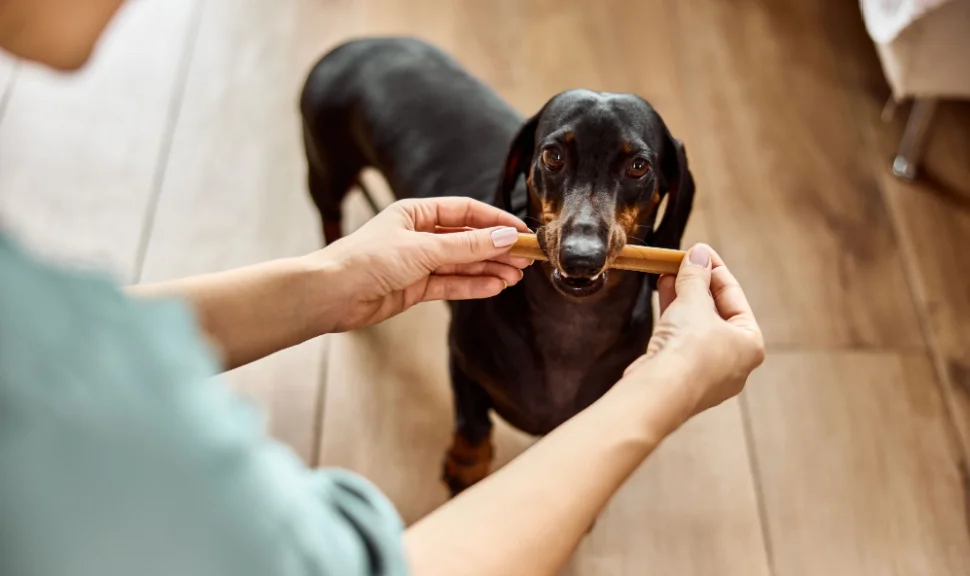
[627,224,654,245]
[627,232,648,244]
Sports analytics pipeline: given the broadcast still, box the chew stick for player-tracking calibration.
[509,233,685,275]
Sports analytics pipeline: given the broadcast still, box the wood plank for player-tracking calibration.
[669,0,923,348]
[135,0,363,463]
[745,351,970,575]
[872,117,970,466]
[318,297,537,525]
[810,0,970,485]
[562,399,769,576]
[0,0,198,281]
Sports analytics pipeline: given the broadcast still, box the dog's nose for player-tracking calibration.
[559,235,607,278]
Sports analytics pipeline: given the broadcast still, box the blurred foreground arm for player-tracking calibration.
[126,256,326,370]
[405,244,765,576]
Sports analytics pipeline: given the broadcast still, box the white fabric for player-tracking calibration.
[860,0,953,43]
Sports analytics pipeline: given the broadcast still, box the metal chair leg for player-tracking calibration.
[892,98,938,181]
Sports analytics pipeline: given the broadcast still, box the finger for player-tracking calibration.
[709,266,751,319]
[422,275,507,302]
[710,265,762,337]
[434,228,531,268]
[705,246,755,319]
[674,243,714,303]
[490,252,534,269]
[402,197,529,233]
[424,226,521,268]
[657,274,676,314]
[434,261,525,287]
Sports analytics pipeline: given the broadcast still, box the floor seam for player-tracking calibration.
[309,336,330,468]
[740,390,777,576]
[813,0,970,546]
[130,0,206,284]
[662,2,776,574]
[0,60,20,125]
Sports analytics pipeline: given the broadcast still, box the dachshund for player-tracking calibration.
[300,37,695,496]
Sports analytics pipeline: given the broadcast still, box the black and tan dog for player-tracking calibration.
[301,37,694,495]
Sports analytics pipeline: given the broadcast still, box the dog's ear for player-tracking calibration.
[495,112,542,214]
[651,127,695,251]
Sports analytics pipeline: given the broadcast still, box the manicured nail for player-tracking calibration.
[689,245,711,267]
[491,227,518,248]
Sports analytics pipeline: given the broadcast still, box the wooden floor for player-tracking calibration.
[3,0,970,573]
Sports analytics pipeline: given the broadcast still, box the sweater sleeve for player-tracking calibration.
[0,232,408,576]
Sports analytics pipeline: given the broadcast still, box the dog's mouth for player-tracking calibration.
[550,268,608,298]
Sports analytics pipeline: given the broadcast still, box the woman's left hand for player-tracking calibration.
[308,197,533,333]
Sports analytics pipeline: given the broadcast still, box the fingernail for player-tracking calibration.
[491,227,518,248]
[689,245,711,267]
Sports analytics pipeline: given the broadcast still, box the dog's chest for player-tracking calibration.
[448,272,653,435]
[524,276,646,406]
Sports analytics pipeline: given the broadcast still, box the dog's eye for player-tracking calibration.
[627,158,649,178]
[541,149,564,170]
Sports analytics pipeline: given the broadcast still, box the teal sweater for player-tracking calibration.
[0,232,407,575]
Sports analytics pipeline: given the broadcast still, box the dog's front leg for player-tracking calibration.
[443,359,494,497]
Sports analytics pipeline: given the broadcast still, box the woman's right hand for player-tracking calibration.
[622,243,765,419]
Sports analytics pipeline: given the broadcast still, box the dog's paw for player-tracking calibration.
[442,433,494,497]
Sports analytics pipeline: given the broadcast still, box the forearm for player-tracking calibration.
[126,256,336,370]
[404,372,693,576]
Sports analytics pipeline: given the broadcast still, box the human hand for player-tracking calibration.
[622,244,765,419]
[309,197,532,332]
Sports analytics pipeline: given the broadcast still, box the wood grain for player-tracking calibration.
[745,352,970,575]
[812,0,970,488]
[562,399,770,576]
[134,0,362,463]
[0,0,199,281]
[669,0,923,348]
[880,173,970,457]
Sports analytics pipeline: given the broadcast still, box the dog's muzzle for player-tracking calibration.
[551,268,608,298]
[550,233,608,297]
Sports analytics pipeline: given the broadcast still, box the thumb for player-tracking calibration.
[675,244,714,301]
[427,226,519,266]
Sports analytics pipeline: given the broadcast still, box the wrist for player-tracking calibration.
[610,360,696,445]
[296,248,351,336]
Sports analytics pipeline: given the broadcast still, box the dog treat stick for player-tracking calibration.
[510,233,685,275]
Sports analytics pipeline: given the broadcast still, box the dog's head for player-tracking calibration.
[496,89,695,298]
